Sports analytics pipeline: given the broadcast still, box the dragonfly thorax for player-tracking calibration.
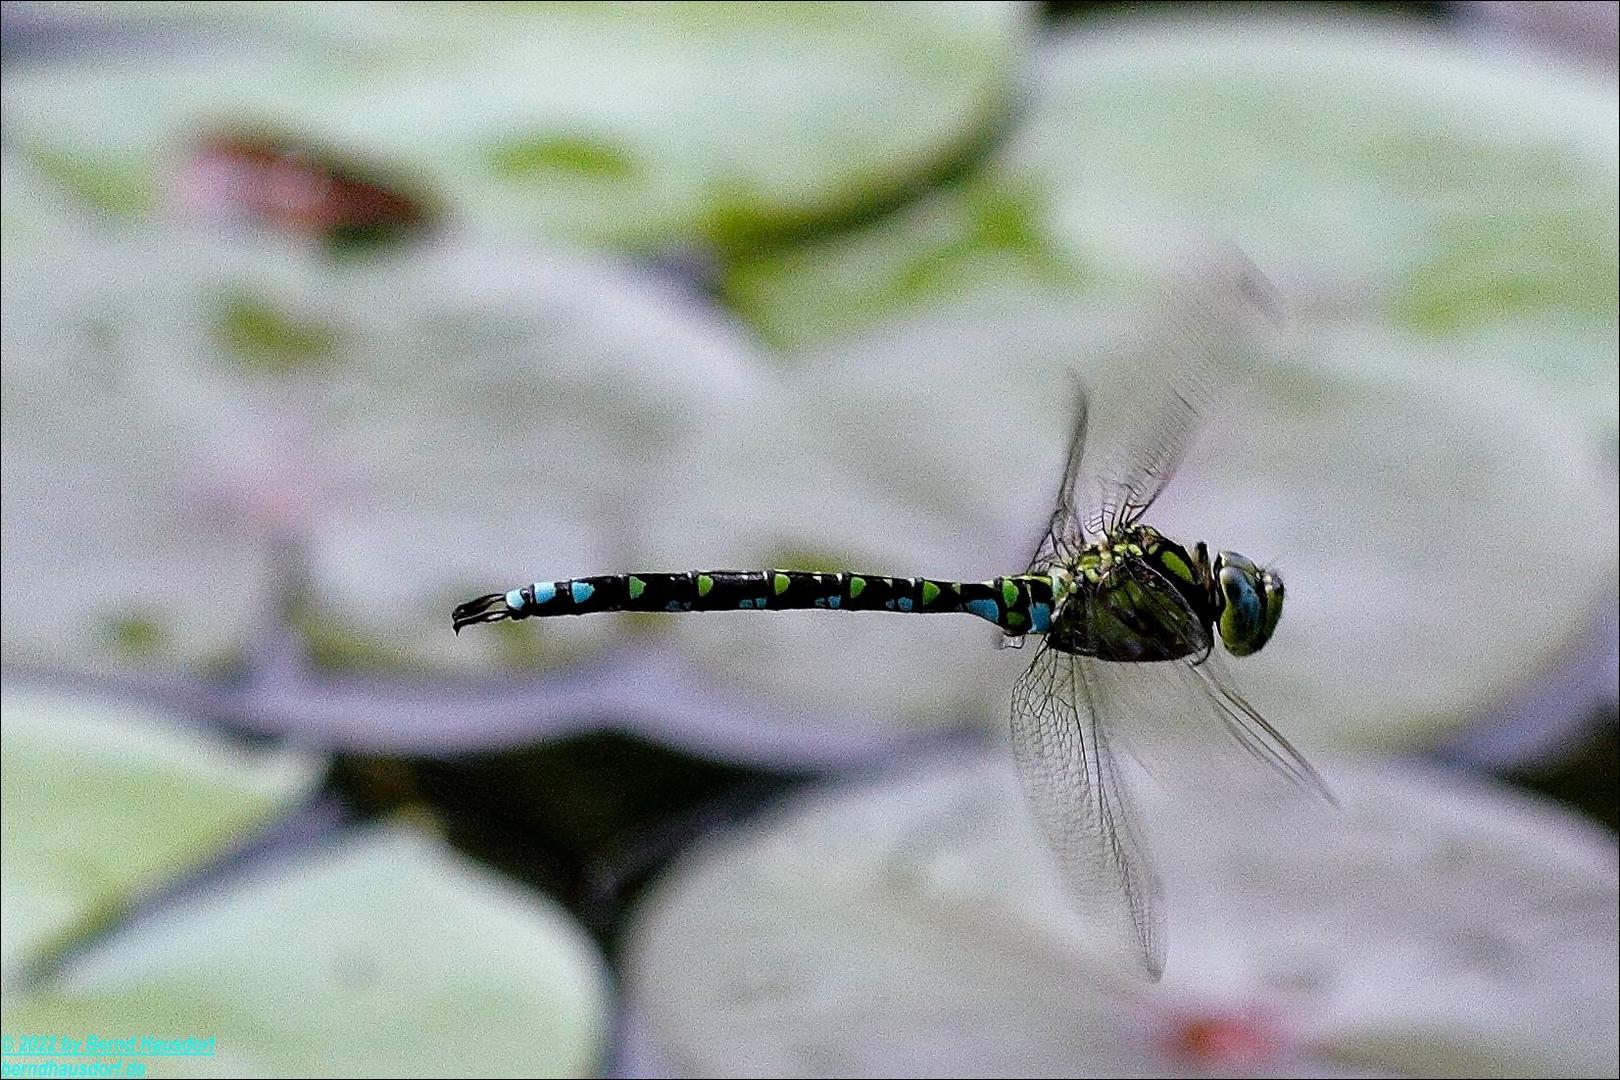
[1043,526,1282,662]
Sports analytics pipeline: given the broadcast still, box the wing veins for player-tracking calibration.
[1192,658,1337,806]
[1010,644,1165,979]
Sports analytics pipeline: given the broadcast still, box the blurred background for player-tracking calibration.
[1,2,1616,1077]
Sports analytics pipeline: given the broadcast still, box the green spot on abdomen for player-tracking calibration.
[697,574,714,597]
[628,576,646,600]
[921,581,940,605]
[848,576,866,598]
[1002,579,1019,606]
[773,572,790,595]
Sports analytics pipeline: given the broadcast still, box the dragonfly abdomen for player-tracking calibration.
[451,571,1057,634]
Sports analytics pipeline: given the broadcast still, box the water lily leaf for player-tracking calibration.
[726,17,1618,439]
[0,686,321,990]
[642,397,1023,734]
[5,825,611,1078]
[2,2,1031,253]
[1,229,759,676]
[625,750,1618,1077]
[0,152,97,256]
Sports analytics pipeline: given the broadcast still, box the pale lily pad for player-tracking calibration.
[626,750,1619,1077]
[1,2,1030,252]
[1,228,759,675]
[725,17,1618,438]
[649,298,1616,749]
[5,825,611,1078]
[0,685,321,991]
[642,394,1025,733]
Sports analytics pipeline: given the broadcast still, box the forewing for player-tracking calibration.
[1192,651,1336,804]
[1051,247,1283,549]
[1078,554,1334,802]
[1009,642,1165,979]
[1025,385,1087,572]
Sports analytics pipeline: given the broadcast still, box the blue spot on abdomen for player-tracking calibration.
[965,599,1000,624]
[532,581,558,605]
[571,581,595,604]
[1029,602,1052,633]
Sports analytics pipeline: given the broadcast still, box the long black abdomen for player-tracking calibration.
[451,571,1056,634]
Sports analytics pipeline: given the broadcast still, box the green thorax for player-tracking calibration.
[1046,525,1218,662]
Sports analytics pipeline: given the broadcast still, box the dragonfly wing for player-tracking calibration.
[1191,651,1336,804]
[1010,642,1165,979]
[1046,247,1283,551]
[1091,555,1332,801]
[1025,384,1088,572]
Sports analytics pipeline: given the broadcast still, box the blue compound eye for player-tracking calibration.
[1215,553,1283,656]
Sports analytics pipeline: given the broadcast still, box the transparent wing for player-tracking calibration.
[1034,246,1283,562]
[1010,642,1164,980]
[1025,385,1087,572]
[1191,651,1336,804]
[1098,556,1333,803]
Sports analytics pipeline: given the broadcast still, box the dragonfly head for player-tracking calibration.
[1211,551,1283,657]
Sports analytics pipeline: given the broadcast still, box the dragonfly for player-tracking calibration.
[452,249,1332,979]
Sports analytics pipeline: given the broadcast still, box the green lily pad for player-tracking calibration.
[725,17,1618,438]
[1,227,760,675]
[626,750,1618,1077]
[0,153,95,256]
[0,686,321,991]
[5,825,611,1078]
[2,2,1031,253]
[649,298,1616,748]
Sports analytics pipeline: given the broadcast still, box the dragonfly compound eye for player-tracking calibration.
[1215,553,1283,656]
